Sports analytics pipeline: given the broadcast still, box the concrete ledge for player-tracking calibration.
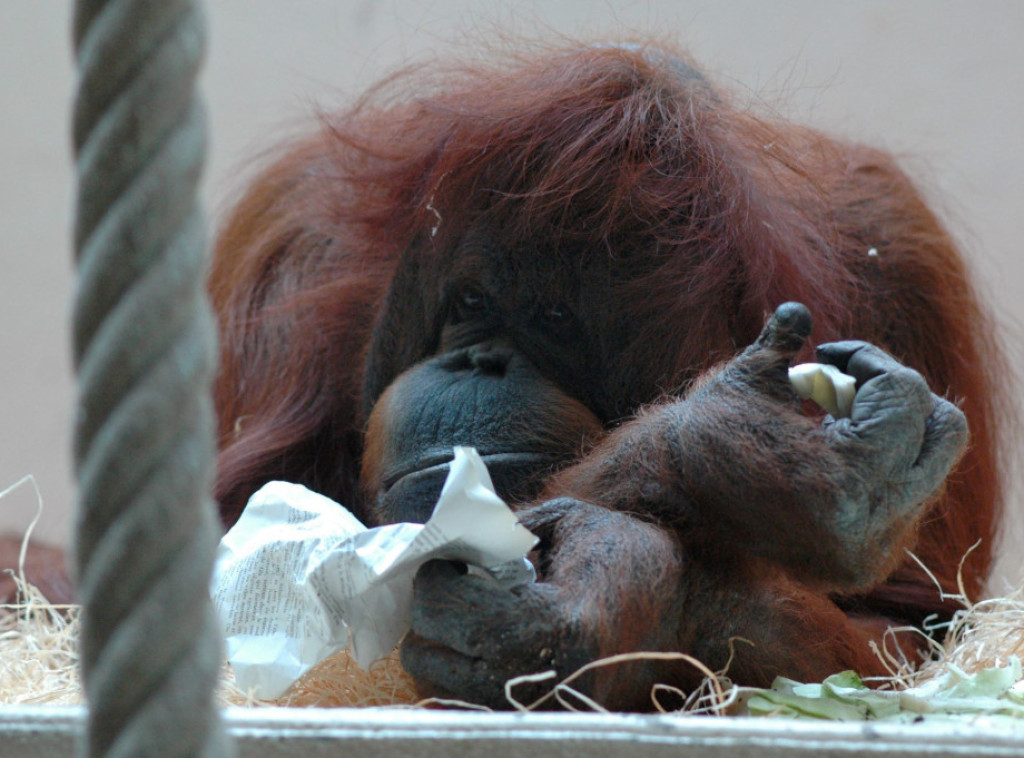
[3,706,1024,757]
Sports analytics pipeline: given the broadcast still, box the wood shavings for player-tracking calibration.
[873,583,1024,692]
[0,577,80,705]
[219,648,418,708]
[1,561,1021,715]
[0,575,420,709]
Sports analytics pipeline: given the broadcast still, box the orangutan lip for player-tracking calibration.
[381,451,554,494]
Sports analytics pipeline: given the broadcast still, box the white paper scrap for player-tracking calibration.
[211,446,539,698]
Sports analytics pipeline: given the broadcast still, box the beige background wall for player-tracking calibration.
[2,1,1022,588]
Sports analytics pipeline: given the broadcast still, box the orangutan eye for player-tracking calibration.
[451,285,489,322]
[461,288,486,310]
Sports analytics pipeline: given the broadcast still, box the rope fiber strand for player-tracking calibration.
[70,1,232,755]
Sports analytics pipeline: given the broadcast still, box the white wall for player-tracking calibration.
[1,1,1021,588]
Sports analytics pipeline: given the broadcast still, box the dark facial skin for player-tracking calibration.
[362,340,604,524]
[361,230,629,521]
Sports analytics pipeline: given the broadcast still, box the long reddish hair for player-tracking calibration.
[209,41,1007,617]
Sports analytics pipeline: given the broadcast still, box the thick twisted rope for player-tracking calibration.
[71,1,231,755]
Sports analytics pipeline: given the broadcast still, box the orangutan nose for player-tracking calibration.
[467,342,513,375]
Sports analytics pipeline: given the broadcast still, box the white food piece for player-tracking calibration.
[788,362,857,418]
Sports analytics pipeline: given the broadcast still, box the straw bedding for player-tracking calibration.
[3,570,1021,718]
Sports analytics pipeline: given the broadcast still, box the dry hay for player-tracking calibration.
[2,566,1022,715]
[0,572,420,709]
[877,587,1024,690]
[0,580,79,705]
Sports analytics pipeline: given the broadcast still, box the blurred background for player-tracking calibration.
[2,1,1022,589]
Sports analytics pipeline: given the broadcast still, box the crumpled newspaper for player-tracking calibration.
[211,446,539,698]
